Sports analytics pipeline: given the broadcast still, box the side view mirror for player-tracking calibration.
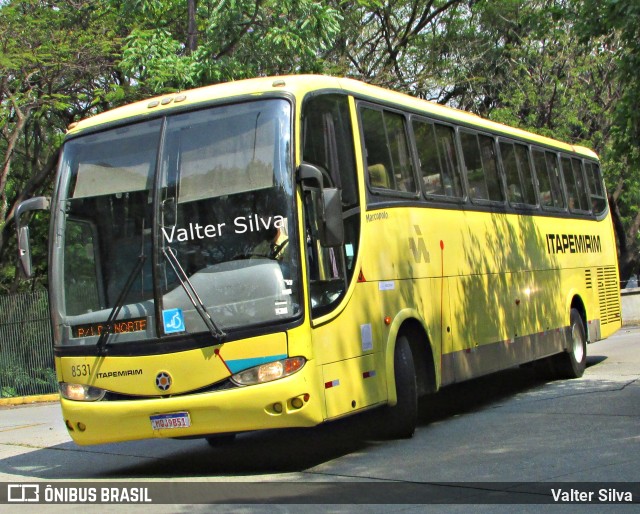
[18,225,33,278]
[297,163,344,248]
[15,196,50,278]
[319,187,344,248]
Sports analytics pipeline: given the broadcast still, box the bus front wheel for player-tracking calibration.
[383,335,418,439]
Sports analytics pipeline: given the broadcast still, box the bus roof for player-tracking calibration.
[67,74,598,160]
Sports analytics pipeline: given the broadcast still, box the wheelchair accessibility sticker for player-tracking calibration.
[163,308,185,334]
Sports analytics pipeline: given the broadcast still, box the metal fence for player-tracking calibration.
[0,289,56,398]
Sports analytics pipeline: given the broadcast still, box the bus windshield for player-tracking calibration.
[52,99,299,348]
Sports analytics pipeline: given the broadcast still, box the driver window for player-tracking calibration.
[302,94,360,317]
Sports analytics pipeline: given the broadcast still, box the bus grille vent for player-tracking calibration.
[585,269,592,289]
[597,266,621,324]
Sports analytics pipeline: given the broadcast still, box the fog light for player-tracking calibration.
[291,397,304,409]
[273,402,283,413]
[76,422,86,432]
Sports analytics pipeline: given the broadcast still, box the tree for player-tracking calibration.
[579,0,640,283]
[325,0,466,95]
[0,0,124,292]
[2,0,639,289]
[331,0,634,281]
[0,0,343,291]
[116,0,343,94]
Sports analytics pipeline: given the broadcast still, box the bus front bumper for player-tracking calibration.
[60,363,324,445]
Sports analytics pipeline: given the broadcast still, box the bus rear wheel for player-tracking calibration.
[382,335,418,439]
[552,308,587,379]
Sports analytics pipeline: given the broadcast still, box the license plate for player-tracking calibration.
[150,412,191,430]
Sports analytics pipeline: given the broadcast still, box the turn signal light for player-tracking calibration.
[231,357,306,386]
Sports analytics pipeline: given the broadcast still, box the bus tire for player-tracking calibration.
[384,335,418,439]
[552,308,587,379]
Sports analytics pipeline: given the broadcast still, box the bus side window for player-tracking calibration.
[533,149,552,207]
[561,155,590,213]
[500,141,523,204]
[572,158,591,213]
[385,112,416,193]
[545,151,566,209]
[514,143,537,205]
[361,107,393,189]
[561,155,579,210]
[460,131,487,200]
[533,148,565,210]
[412,119,463,199]
[435,124,464,198]
[500,140,536,207]
[460,130,504,203]
[585,161,608,214]
[478,135,504,202]
[460,130,505,203]
[361,106,416,194]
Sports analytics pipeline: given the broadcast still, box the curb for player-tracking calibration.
[0,394,59,407]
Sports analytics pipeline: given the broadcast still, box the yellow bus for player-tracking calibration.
[16,75,621,444]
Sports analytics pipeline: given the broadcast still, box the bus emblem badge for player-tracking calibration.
[156,372,172,391]
[408,225,430,264]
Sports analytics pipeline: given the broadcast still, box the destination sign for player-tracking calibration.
[72,317,148,338]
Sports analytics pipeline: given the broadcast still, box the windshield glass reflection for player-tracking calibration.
[53,99,300,347]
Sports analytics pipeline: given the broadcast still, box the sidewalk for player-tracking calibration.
[0,393,58,407]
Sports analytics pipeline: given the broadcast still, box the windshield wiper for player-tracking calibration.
[163,246,226,342]
[96,252,147,356]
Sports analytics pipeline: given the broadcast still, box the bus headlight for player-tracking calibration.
[60,382,106,402]
[230,357,306,386]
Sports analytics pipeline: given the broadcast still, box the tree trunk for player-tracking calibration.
[609,194,639,285]
[187,0,198,54]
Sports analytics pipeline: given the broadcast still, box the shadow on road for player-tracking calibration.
[0,354,607,480]
[419,354,606,423]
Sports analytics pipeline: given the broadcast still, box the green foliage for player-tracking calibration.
[0,366,56,397]
[121,28,199,92]
[576,0,640,276]
[2,0,640,285]
[0,290,56,397]
[0,0,125,292]
[116,0,343,94]
[1,386,17,398]
[469,1,617,145]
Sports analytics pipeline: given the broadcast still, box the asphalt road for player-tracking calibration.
[1,325,639,512]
